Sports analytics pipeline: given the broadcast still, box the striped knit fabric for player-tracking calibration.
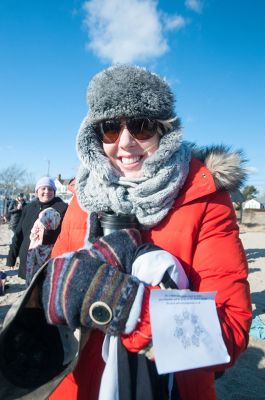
[41,230,142,333]
[90,229,142,272]
[81,264,139,335]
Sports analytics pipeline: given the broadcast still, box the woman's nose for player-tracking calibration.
[118,125,136,147]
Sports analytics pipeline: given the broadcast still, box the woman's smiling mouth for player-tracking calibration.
[120,156,141,165]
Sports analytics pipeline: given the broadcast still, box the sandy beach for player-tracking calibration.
[0,222,264,399]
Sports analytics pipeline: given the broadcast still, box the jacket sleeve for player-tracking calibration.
[51,195,87,257]
[191,190,252,369]
[6,208,26,266]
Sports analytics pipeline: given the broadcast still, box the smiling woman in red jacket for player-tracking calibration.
[0,65,252,400]
[46,65,251,400]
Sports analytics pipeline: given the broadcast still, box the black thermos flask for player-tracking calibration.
[100,211,139,235]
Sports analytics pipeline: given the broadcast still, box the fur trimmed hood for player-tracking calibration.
[190,144,247,192]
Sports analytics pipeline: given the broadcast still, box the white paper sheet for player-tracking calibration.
[150,290,230,374]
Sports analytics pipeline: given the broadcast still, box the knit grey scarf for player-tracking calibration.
[75,130,191,228]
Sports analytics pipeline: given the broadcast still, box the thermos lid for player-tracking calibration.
[100,212,138,230]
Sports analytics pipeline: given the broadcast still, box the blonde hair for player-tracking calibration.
[156,116,180,135]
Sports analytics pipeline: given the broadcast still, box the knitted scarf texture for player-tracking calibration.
[75,129,191,228]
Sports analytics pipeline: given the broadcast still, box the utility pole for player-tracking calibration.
[47,160,50,176]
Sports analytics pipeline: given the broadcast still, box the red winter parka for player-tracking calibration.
[49,158,252,400]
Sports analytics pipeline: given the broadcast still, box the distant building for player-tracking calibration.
[243,199,264,210]
[54,174,74,203]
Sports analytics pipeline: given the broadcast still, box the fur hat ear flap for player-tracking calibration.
[76,117,119,181]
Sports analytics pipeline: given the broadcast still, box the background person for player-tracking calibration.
[8,193,26,236]
[6,177,68,279]
[2,195,11,223]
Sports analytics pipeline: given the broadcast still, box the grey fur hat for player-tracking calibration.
[76,64,179,172]
[86,64,175,122]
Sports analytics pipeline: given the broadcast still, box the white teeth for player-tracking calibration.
[121,157,140,165]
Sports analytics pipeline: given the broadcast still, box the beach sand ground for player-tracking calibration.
[0,222,264,399]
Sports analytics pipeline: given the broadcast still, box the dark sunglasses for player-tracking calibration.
[95,118,160,144]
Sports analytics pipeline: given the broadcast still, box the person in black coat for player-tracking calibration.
[8,193,27,232]
[3,195,12,223]
[6,177,68,279]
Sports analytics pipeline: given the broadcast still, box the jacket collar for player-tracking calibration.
[175,158,217,207]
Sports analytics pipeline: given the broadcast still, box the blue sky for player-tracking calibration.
[0,0,264,194]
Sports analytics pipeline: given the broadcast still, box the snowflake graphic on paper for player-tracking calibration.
[174,309,206,349]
